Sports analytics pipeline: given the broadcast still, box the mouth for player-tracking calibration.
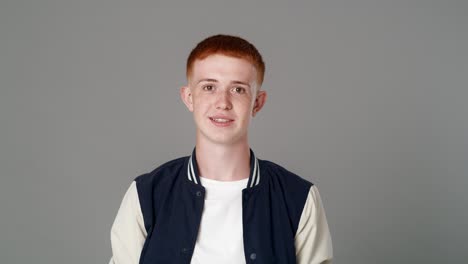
[210,117,233,123]
[209,117,234,126]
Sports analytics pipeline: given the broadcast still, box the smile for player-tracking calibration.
[209,117,234,126]
[211,118,231,123]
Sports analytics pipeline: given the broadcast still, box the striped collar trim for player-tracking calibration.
[187,148,261,188]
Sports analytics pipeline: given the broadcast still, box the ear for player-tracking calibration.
[180,86,194,112]
[252,90,267,117]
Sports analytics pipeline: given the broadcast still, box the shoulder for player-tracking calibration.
[259,159,317,233]
[135,156,188,186]
[259,159,314,190]
[132,156,189,230]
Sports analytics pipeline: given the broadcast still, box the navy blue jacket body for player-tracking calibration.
[135,149,312,264]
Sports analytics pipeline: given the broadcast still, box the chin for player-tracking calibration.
[199,131,247,146]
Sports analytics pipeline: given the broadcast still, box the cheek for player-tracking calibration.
[192,100,210,115]
[239,101,255,118]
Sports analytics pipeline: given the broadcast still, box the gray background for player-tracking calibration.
[1,1,467,263]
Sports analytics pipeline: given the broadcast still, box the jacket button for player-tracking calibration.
[250,253,257,260]
[196,191,202,197]
[181,247,190,254]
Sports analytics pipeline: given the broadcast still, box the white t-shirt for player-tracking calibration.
[190,176,249,264]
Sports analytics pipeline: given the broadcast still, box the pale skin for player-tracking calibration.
[180,54,267,181]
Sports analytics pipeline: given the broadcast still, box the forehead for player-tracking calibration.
[190,54,258,85]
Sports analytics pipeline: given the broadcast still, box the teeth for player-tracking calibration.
[212,118,230,123]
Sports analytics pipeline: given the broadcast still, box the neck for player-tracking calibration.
[195,140,251,182]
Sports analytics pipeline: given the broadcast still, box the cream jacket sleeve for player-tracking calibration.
[109,181,147,264]
[295,185,333,264]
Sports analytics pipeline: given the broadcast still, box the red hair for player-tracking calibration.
[186,34,265,86]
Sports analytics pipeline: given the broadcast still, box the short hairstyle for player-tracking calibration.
[186,34,265,86]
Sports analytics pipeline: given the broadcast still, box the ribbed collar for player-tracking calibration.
[186,148,261,189]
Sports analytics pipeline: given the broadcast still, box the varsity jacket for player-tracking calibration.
[109,149,333,264]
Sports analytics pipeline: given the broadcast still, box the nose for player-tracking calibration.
[215,90,233,110]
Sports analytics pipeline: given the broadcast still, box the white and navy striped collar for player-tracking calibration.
[187,148,261,188]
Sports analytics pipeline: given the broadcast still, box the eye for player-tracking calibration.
[233,87,246,94]
[203,85,214,91]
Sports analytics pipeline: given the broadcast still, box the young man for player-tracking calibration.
[109,35,333,264]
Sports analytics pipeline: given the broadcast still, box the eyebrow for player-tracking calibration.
[232,81,251,87]
[197,78,218,84]
[197,78,251,88]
